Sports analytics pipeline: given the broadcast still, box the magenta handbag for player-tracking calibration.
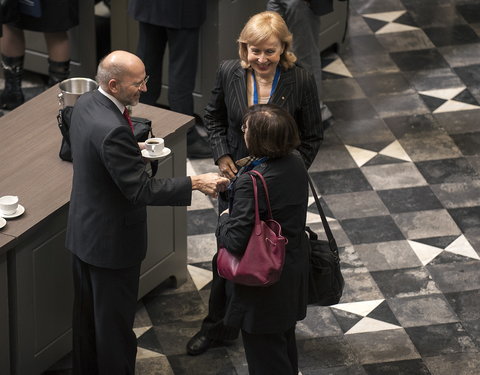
[217,170,288,287]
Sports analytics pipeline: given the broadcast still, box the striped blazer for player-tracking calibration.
[204,59,323,168]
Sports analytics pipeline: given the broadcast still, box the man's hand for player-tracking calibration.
[217,155,237,179]
[191,173,229,198]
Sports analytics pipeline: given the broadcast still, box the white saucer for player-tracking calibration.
[0,217,6,229]
[0,204,25,219]
[141,147,171,160]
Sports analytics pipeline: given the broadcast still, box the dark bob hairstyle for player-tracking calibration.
[243,104,300,158]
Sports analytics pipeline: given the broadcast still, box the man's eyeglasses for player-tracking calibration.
[132,75,149,88]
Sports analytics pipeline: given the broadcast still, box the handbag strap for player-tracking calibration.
[307,174,337,249]
[249,170,273,219]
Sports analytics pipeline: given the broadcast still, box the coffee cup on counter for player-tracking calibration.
[145,138,164,156]
[0,195,19,215]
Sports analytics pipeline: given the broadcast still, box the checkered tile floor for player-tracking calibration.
[39,0,480,373]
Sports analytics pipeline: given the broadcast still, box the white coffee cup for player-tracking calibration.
[0,195,19,215]
[145,138,164,156]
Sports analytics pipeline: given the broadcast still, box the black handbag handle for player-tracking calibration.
[307,175,337,250]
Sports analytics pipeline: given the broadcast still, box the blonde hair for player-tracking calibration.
[238,11,296,70]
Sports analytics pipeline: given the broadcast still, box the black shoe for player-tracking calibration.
[187,136,212,159]
[186,332,213,356]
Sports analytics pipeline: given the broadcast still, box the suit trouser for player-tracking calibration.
[72,255,141,375]
[241,325,298,375]
[136,21,200,117]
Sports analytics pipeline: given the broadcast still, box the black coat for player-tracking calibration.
[66,90,192,269]
[128,0,206,29]
[217,154,309,334]
[205,59,323,168]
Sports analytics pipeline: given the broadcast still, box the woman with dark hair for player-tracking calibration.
[216,103,309,374]
[187,11,322,357]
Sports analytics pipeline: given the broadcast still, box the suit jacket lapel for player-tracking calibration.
[270,67,295,108]
[232,65,248,113]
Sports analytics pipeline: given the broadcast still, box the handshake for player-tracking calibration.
[191,173,230,198]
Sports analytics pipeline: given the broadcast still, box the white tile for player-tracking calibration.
[408,240,444,265]
[346,317,402,334]
[445,234,480,260]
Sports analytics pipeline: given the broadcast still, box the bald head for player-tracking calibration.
[96,50,145,90]
[95,50,147,106]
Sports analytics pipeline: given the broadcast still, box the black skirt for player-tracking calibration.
[13,0,79,32]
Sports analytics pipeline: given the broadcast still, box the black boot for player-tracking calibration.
[47,59,70,87]
[1,55,25,110]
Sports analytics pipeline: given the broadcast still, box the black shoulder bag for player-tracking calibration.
[306,175,345,306]
[57,107,154,162]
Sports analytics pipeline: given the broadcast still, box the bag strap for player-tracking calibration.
[249,170,273,219]
[307,174,337,250]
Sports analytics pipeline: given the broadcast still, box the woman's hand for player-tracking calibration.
[217,155,238,179]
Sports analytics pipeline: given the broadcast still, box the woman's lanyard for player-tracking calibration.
[252,67,281,104]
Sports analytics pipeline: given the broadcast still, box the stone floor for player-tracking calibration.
[7,0,476,373]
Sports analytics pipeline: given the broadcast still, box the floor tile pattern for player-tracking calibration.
[30,0,480,373]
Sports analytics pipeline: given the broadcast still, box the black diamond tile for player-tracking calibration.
[423,25,480,47]
[447,206,480,232]
[363,359,432,375]
[384,113,440,139]
[390,49,449,72]
[451,132,480,156]
[298,336,358,368]
[452,89,479,106]
[340,215,405,244]
[457,3,480,23]
[413,235,458,249]
[454,64,480,89]
[326,98,379,121]
[364,154,405,166]
[369,267,440,299]
[367,300,400,326]
[363,17,388,33]
[405,323,478,356]
[310,169,373,195]
[415,158,479,184]
[137,327,163,354]
[356,73,413,97]
[377,186,443,213]
[331,309,364,333]
[444,289,480,322]
[419,94,446,112]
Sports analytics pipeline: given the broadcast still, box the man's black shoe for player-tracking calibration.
[187,136,212,159]
[186,332,213,356]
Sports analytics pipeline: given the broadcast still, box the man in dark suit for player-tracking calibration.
[128,0,211,158]
[65,50,229,374]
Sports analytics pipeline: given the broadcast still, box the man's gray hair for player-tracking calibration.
[95,57,124,87]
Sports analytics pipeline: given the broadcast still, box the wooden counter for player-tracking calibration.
[0,85,193,375]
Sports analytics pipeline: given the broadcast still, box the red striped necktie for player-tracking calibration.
[123,108,134,133]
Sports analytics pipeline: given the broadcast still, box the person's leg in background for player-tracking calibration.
[44,31,71,86]
[136,21,167,106]
[267,0,334,128]
[1,23,25,109]
[168,26,211,159]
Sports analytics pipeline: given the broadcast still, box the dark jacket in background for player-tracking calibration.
[128,0,206,29]
[217,154,310,333]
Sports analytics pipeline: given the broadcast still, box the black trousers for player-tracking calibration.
[242,325,298,375]
[136,21,200,116]
[72,255,141,375]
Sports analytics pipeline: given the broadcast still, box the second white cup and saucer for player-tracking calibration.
[0,195,26,219]
[141,137,172,160]
[0,217,6,229]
